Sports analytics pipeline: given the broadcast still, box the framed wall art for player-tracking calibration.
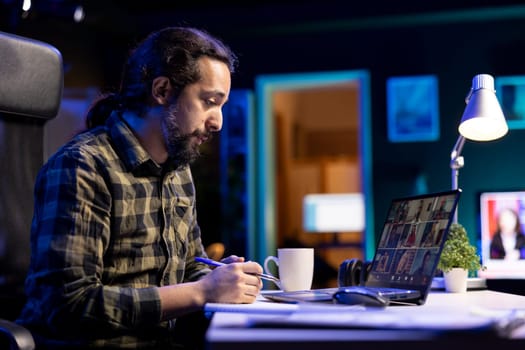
[387,75,440,143]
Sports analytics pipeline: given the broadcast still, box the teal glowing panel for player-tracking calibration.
[495,75,525,130]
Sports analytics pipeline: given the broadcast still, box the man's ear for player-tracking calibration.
[151,76,172,105]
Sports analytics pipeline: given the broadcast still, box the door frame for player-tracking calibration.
[250,70,374,263]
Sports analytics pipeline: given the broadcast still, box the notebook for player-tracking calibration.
[263,189,461,306]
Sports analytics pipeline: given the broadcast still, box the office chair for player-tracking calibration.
[0,30,63,350]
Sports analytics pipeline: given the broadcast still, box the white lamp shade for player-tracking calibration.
[458,74,508,142]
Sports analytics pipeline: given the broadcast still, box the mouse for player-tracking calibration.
[332,287,389,307]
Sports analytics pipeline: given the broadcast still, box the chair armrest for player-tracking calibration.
[0,319,35,350]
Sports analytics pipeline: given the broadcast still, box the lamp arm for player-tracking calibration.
[450,134,466,192]
[450,134,466,223]
[450,134,466,170]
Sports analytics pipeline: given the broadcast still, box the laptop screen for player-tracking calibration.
[366,190,461,292]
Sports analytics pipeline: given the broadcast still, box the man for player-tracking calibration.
[17,27,263,349]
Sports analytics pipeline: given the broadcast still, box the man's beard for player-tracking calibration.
[162,106,210,168]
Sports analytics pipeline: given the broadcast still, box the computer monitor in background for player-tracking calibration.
[303,193,365,233]
[479,190,525,279]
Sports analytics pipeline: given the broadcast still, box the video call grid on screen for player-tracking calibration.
[368,194,457,286]
[479,191,525,279]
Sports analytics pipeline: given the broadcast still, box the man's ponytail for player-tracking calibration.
[85,93,121,129]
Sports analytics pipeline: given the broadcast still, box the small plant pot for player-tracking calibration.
[443,268,468,293]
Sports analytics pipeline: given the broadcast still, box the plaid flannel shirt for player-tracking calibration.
[17,112,211,348]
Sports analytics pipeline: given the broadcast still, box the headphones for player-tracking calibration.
[337,258,373,287]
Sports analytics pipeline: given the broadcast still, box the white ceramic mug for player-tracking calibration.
[263,248,314,291]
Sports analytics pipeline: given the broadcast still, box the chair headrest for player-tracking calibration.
[0,31,64,120]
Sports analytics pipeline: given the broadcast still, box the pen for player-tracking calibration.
[194,257,280,283]
[195,256,225,267]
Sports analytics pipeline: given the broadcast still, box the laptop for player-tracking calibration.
[263,189,461,306]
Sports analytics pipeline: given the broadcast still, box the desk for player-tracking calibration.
[205,290,525,350]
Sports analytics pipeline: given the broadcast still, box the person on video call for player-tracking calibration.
[490,207,525,260]
[16,26,263,349]
[413,250,432,284]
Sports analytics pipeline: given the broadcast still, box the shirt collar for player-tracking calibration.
[106,111,163,176]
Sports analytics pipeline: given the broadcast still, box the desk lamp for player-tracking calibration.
[450,74,508,223]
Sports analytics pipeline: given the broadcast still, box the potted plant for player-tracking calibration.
[437,223,484,293]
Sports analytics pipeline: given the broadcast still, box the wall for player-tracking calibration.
[224,13,525,248]
[4,4,525,252]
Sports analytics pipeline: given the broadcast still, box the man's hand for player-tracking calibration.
[220,255,245,264]
[201,261,263,304]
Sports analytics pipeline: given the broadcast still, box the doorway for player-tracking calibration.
[251,70,374,285]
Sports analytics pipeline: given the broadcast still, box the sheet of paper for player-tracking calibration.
[205,297,364,315]
[204,301,298,314]
[245,306,525,337]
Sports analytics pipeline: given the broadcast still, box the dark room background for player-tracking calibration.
[2,0,525,278]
